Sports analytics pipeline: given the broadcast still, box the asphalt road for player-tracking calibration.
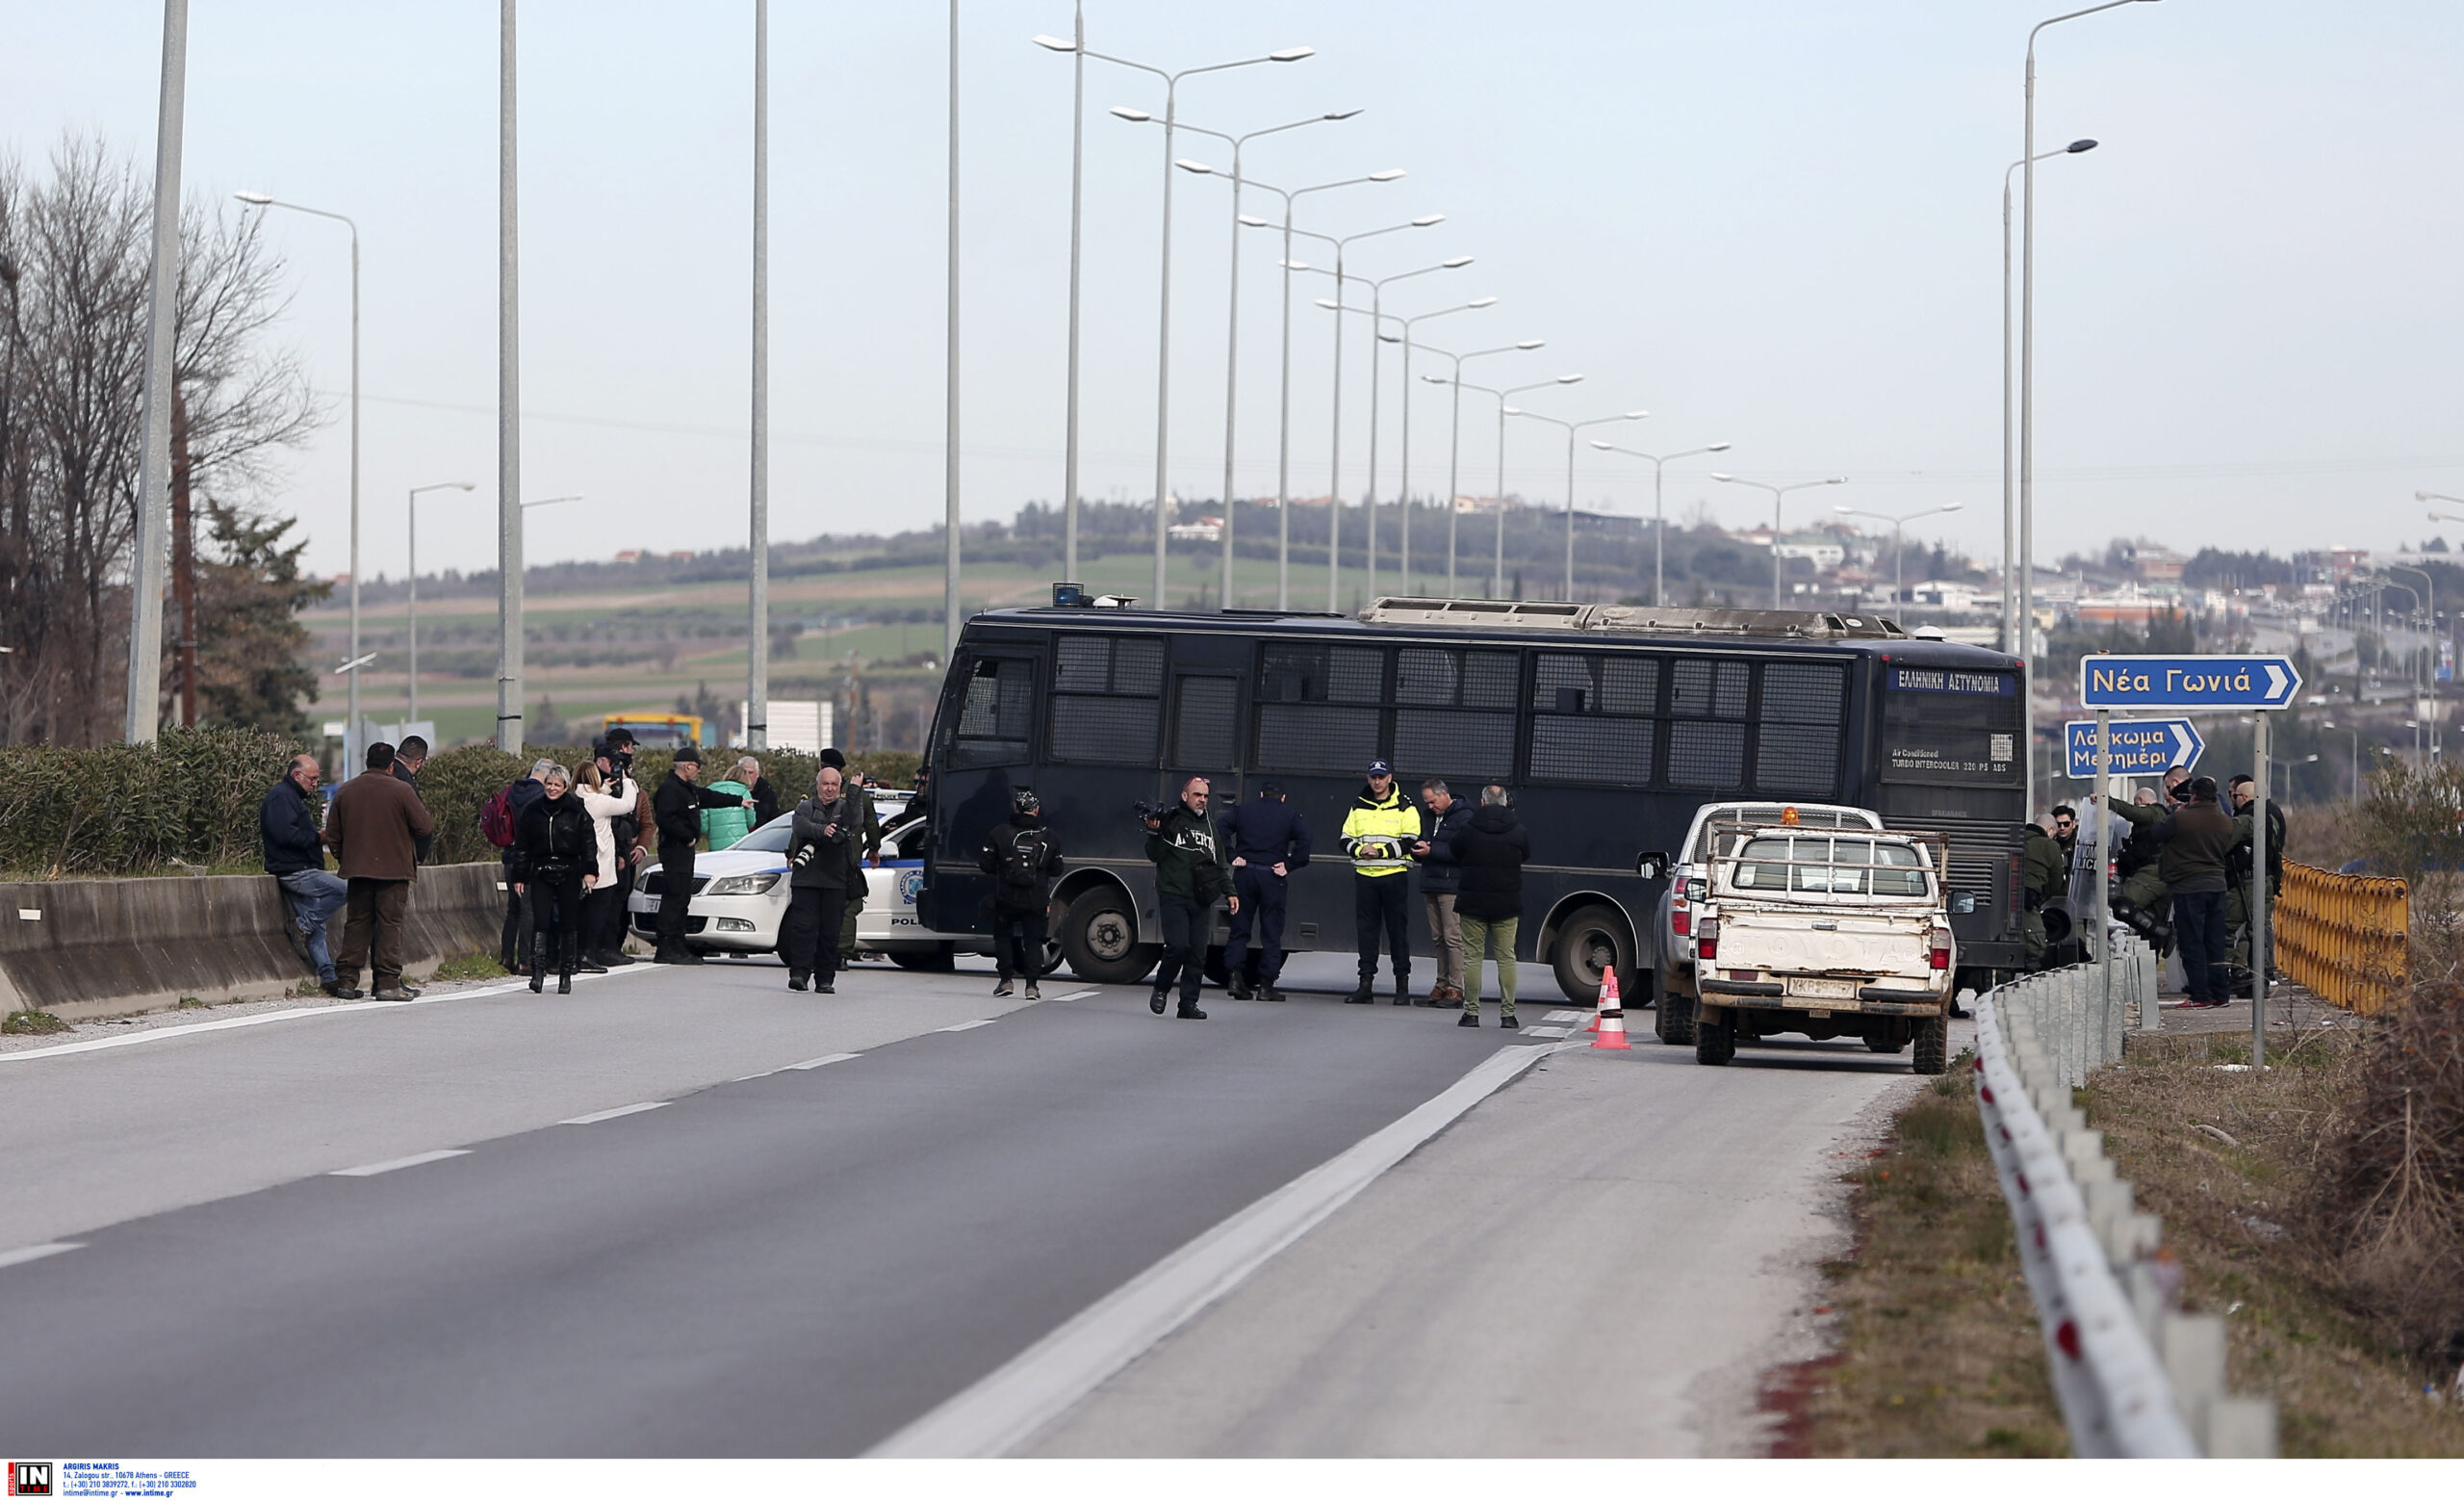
[0,951,1938,1457]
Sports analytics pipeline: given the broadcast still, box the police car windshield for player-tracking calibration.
[733,814,796,853]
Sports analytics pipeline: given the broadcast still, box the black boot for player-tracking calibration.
[557,935,577,995]
[528,932,546,993]
[1344,978,1375,1004]
[1391,972,1412,1005]
[1176,997,1208,1020]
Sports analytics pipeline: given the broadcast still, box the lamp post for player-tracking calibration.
[1589,440,1732,608]
[1414,341,1545,595]
[1835,502,1966,612]
[1292,248,1468,600]
[406,480,476,727]
[496,0,521,753]
[944,0,961,656]
[2022,0,2159,802]
[124,0,188,746]
[1088,42,1317,609]
[1503,407,1648,601]
[1434,374,1583,598]
[235,190,361,747]
[1130,113,1362,611]
[749,0,770,750]
[1032,13,1087,582]
[1232,170,1405,608]
[2002,138,2097,653]
[1371,299,1498,597]
[1275,216,1442,611]
[2323,720,2361,803]
[1712,474,1848,608]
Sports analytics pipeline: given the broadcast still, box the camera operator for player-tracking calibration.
[1142,775,1237,1022]
[587,733,651,966]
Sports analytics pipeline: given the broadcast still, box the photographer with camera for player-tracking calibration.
[783,765,862,993]
[1143,775,1237,1022]
[585,734,651,966]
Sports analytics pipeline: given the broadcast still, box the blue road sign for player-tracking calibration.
[2065,718,2205,779]
[2077,654,2302,711]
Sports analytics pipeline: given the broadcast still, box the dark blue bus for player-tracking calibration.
[917,596,2029,1000]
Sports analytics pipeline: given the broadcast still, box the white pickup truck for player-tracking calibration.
[1688,822,1956,1073]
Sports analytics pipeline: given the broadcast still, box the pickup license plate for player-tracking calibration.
[1787,976,1857,1000]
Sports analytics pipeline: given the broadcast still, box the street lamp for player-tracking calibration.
[1711,474,1848,608]
[1089,41,1317,608]
[750,0,771,750]
[2002,138,2097,653]
[2021,0,2160,805]
[1033,15,1088,582]
[1293,248,1469,600]
[1147,112,1366,609]
[1232,169,1405,607]
[1370,298,1498,596]
[1835,502,1966,613]
[406,480,476,727]
[1503,407,1648,600]
[235,190,363,748]
[1414,341,1545,594]
[1431,373,1581,597]
[1590,440,1732,608]
[1275,214,1442,611]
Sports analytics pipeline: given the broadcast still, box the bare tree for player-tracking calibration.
[0,136,321,745]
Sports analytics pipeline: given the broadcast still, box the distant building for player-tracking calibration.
[1771,532,1845,568]
[2071,582,2181,626]
[1167,518,1223,542]
[1907,581,1983,611]
[613,549,645,563]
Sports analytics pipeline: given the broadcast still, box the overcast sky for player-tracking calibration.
[7,0,2462,581]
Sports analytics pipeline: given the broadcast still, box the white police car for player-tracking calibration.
[627,812,1054,971]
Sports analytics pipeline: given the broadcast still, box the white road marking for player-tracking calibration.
[0,965,664,1066]
[868,1039,1569,1458]
[0,1241,83,1270]
[1043,990,1097,1003]
[786,1052,861,1071]
[329,1149,472,1177]
[1543,1009,1583,1023]
[557,1101,669,1125]
[937,1019,998,1033]
[1524,1025,1574,1039]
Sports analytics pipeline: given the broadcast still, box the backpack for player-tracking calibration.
[992,826,1050,896]
[481,785,518,848]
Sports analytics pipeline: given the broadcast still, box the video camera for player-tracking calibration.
[1133,799,1170,824]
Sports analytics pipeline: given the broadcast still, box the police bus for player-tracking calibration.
[915,594,2028,1001]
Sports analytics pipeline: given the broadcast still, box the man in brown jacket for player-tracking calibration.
[324,741,436,1001]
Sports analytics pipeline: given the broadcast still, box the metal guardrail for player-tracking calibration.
[1976,946,2277,1458]
[2274,860,2408,1015]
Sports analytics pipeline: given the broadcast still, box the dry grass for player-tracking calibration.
[1791,1063,2069,1458]
[2092,1026,2464,1457]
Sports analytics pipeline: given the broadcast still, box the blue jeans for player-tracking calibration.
[278,869,346,981]
[2172,889,2229,1003]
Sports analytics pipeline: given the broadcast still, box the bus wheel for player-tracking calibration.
[888,944,957,972]
[1062,888,1160,987]
[1551,905,1631,1005]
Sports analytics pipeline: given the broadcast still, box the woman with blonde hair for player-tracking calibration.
[576,760,638,971]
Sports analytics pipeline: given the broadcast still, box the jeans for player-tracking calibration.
[2172,889,2229,1002]
[783,885,848,982]
[1225,866,1288,984]
[1457,914,1519,1015]
[277,869,346,981]
[991,905,1048,981]
[1424,892,1463,993]
[1154,894,1211,1009]
[336,878,411,992]
[1353,875,1410,988]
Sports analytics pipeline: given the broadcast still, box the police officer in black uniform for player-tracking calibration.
[1220,781,1312,1002]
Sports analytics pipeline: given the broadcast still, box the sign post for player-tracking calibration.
[2078,654,2302,1068]
[2092,709,2111,963]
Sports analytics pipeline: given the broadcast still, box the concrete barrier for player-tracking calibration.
[0,864,505,1022]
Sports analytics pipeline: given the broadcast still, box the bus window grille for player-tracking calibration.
[1051,694,1160,764]
[1395,648,1458,706]
[1671,659,1751,718]
[1461,651,1520,709]
[1533,653,1591,710]
[1600,657,1659,714]
[1326,646,1386,704]
[1755,724,1839,795]
[1054,635,1112,692]
[1761,662,1845,723]
[1171,679,1241,769]
[1397,709,1517,781]
[1529,715,1653,784]
[1668,721,1746,789]
[1113,637,1166,696]
[1255,704,1380,774]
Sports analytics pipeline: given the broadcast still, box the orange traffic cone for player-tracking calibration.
[1591,967,1630,1050]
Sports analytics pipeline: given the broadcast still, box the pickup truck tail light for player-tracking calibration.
[1695,917,1718,961]
[1928,923,1953,971]
[1671,902,1691,938]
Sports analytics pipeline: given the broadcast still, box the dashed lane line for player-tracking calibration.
[0,1242,84,1271]
[0,965,664,1066]
[328,1150,473,1178]
[557,1101,670,1126]
[1043,990,1098,1003]
[937,1019,999,1034]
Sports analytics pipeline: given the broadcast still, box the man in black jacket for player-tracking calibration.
[650,746,753,965]
[390,734,434,866]
[261,753,353,997]
[783,765,862,993]
[2153,777,2239,1009]
[1221,781,1310,1002]
[1144,775,1237,1021]
[499,764,548,971]
[2225,772,2287,982]
[1449,785,1529,1029]
[1412,778,1475,1007]
[978,787,1064,1000]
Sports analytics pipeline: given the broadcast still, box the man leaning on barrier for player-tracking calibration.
[261,753,353,998]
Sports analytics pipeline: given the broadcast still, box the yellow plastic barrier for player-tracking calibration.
[2272,860,2409,1015]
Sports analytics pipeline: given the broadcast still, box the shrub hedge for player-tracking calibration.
[0,727,925,876]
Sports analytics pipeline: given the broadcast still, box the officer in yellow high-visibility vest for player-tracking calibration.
[1341,759,1419,1005]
